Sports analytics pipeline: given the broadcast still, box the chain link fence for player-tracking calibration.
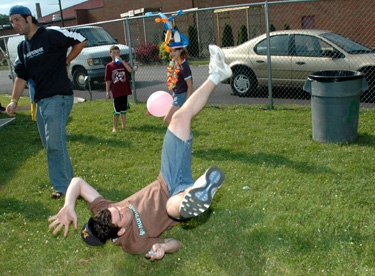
[1,0,375,108]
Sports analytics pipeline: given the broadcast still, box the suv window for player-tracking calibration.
[255,35,289,56]
[69,27,117,47]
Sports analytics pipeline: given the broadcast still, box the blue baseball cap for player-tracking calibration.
[9,5,32,16]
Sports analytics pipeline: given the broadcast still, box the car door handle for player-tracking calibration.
[256,60,265,64]
[295,61,306,66]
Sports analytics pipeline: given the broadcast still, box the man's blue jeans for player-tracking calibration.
[36,95,74,193]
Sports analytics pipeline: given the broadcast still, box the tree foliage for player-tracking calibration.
[0,14,9,25]
[222,23,234,47]
[187,25,199,57]
[237,24,248,45]
[159,42,170,62]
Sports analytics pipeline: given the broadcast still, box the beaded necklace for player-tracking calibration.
[167,58,183,90]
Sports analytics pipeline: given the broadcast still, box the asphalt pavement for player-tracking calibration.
[0,66,313,107]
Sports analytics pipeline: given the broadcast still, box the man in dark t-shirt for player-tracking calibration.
[6,5,87,198]
[49,45,232,260]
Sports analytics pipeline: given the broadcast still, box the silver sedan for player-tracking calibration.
[222,30,375,99]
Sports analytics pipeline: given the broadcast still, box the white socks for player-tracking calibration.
[208,73,221,85]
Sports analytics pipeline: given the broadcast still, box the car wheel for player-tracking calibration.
[230,68,257,97]
[72,67,88,90]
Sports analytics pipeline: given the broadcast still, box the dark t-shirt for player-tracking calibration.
[15,26,86,102]
[173,59,192,94]
[104,61,132,98]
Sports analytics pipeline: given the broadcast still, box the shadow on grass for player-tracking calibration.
[179,208,214,231]
[0,198,48,220]
[354,132,375,147]
[193,148,335,174]
[0,113,42,187]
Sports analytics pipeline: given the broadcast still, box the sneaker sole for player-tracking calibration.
[180,166,225,218]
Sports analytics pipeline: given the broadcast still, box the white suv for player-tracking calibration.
[7,26,137,90]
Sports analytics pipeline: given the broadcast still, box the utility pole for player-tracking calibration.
[58,0,64,27]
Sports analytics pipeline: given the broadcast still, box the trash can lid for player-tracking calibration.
[308,70,365,82]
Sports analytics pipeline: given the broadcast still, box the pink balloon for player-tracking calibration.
[147,91,173,117]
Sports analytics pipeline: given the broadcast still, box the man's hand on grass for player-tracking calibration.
[48,205,78,237]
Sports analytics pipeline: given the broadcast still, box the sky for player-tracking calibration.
[0,0,85,17]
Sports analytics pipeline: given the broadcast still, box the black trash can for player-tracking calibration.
[303,70,368,143]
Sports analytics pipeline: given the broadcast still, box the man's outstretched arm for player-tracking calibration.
[48,177,101,237]
[146,238,182,260]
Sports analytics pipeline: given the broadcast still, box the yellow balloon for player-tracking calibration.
[164,29,171,44]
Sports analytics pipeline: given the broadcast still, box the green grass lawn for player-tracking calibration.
[1,95,375,275]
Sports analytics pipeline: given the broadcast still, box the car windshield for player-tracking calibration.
[320,32,372,54]
[70,27,117,47]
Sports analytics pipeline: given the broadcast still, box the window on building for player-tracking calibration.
[302,16,315,29]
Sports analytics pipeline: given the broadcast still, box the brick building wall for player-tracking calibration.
[95,0,375,48]
[1,0,374,49]
[266,0,374,47]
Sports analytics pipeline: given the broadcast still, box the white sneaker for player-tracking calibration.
[179,166,225,218]
[208,45,232,82]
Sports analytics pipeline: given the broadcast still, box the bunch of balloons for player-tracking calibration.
[145,10,189,52]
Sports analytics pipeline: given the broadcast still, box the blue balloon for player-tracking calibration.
[153,10,189,48]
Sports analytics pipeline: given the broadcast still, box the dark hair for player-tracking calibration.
[180,48,189,59]
[91,209,120,241]
[172,47,189,59]
[22,14,39,25]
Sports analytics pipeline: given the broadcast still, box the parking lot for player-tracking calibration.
[0,66,315,107]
